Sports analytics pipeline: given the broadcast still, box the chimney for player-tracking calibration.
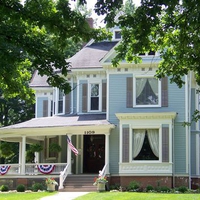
[86,18,94,28]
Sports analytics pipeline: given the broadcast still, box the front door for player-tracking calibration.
[83,135,105,173]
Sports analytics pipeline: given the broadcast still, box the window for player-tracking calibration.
[90,84,99,110]
[132,129,159,161]
[115,31,121,39]
[58,89,64,113]
[135,77,160,106]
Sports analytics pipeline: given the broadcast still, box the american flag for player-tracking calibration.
[66,135,79,156]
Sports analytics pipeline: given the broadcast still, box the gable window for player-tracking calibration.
[133,129,159,161]
[115,31,121,39]
[135,77,160,106]
[90,84,99,110]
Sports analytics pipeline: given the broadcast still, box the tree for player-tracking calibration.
[111,0,200,121]
[113,0,200,87]
[0,0,110,99]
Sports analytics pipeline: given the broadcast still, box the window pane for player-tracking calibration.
[91,84,99,97]
[91,97,99,110]
[136,78,158,105]
[132,129,159,160]
[58,89,64,113]
[90,84,99,110]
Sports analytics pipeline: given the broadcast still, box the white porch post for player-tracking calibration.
[21,136,26,175]
[105,134,109,174]
[18,141,22,174]
[67,135,72,174]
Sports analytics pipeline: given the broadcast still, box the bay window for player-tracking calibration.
[133,129,159,161]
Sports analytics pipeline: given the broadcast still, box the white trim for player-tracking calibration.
[185,75,189,174]
[106,70,109,121]
[77,79,80,113]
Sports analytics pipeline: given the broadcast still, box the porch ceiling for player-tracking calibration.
[0,114,115,139]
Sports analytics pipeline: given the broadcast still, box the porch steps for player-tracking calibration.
[60,174,98,192]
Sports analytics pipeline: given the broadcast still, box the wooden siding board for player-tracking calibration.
[191,133,196,175]
[109,128,119,174]
[174,123,187,173]
[108,74,186,124]
[37,97,48,118]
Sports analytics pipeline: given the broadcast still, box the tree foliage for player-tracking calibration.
[113,0,200,89]
[0,0,109,98]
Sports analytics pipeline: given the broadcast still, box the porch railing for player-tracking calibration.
[99,163,108,178]
[59,163,70,189]
[0,163,67,175]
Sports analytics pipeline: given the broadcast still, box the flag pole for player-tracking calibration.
[67,135,72,174]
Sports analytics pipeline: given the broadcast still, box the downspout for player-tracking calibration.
[185,73,191,189]
[188,72,192,189]
[172,118,175,188]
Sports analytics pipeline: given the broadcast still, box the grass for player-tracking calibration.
[0,191,57,200]
[75,192,200,200]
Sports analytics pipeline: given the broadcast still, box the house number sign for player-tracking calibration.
[84,131,95,134]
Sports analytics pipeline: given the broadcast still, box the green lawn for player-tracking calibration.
[0,191,57,200]
[75,192,200,200]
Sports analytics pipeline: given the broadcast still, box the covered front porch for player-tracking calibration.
[0,114,114,189]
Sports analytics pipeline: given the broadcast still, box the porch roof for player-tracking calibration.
[0,114,115,141]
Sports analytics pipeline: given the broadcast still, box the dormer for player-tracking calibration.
[110,27,122,41]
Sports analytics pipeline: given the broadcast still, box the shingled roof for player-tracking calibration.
[68,41,118,69]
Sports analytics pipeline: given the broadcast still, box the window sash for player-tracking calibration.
[132,129,159,161]
[134,77,161,107]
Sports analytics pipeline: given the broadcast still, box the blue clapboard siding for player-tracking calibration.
[174,123,187,173]
[108,74,186,124]
[190,88,196,130]
[79,80,87,113]
[191,133,196,175]
[72,83,77,113]
[37,97,48,118]
[109,128,119,174]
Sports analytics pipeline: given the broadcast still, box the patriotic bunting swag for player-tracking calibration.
[37,165,55,174]
[0,166,11,175]
[66,135,79,156]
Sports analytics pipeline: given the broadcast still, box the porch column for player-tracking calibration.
[18,141,22,174]
[105,134,109,174]
[67,135,72,174]
[21,136,26,175]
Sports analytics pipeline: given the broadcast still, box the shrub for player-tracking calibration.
[146,185,154,192]
[0,185,9,192]
[160,186,171,192]
[16,184,25,192]
[127,181,140,191]
[109,183,120,191]
[32,182,45,192]
[178,186,188,193]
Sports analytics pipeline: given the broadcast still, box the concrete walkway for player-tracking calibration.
[40,192,89,200]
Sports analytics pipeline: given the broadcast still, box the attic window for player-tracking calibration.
[115,31,121,39]
[117,68,121,72]
[148,51,155,55]
[139,53,145,56]
[125,68,128,72]
[93,74,96,78]
[141,68,145,71]
[87,75,90,78]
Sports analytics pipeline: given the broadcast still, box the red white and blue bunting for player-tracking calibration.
[0,166,11,175]
[37,165,55,174]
